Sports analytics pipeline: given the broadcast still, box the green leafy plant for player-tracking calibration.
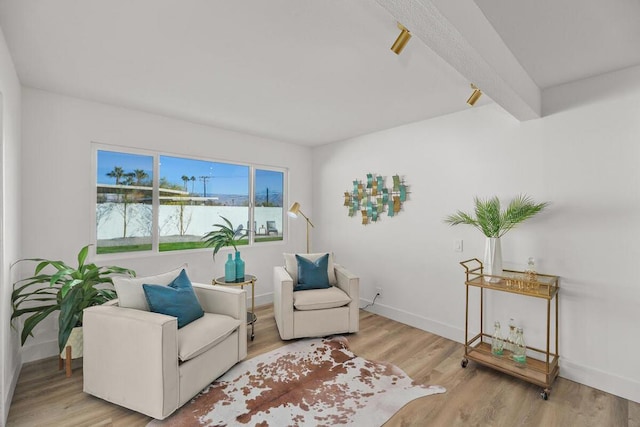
[444,194,549,238]
[11,245,135,353]
[202,216,248,259]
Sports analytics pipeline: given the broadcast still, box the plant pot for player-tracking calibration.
[60,326,83,359]
[484,237,503,282]
[59,326,83,377]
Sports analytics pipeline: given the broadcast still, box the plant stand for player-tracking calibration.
[58,326,83,377]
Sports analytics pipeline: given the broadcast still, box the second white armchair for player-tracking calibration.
[273,253,359,340]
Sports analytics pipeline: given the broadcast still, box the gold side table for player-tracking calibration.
[213,274,257,341]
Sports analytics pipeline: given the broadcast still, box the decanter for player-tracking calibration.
[525,257,538,289]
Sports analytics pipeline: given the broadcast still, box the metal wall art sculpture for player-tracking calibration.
[344,174,409,224]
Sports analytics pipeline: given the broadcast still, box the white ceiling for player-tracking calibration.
[0,0,638,146]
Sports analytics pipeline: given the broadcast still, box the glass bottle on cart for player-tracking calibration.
[513,327,527,364]
[507,318,517,352]
[491,321,504,356]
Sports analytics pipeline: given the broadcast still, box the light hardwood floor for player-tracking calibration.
[8,305,640,426]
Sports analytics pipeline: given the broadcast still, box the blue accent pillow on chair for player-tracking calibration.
[142,269,204,328]
[295,253,331,291]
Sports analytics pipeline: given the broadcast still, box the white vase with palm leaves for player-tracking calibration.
[445,195,549,283]
[484,237,503,281]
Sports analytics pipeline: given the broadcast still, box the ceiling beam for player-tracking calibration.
[375,0,541,120]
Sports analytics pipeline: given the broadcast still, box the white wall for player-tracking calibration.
[20,88,313,361]
[312,65,640,403]
[0,24,22,426]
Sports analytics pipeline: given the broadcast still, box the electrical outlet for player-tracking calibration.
[375,287,383,298]
[454,239,463,252]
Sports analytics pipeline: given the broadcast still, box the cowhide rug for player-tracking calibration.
[148,336,445,426]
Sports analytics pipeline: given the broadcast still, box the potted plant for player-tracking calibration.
[202,216,248,281]
[444,195,549,280]
[11,245,135,356]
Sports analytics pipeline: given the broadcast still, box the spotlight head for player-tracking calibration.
[466,83,482,106]
[391,23,412,55]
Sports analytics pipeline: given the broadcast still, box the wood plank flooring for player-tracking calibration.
[8,305,639,426]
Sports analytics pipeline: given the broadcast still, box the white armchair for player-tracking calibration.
[83,283,247,420]
[273,253,359,340]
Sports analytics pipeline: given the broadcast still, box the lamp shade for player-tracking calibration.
[288,202,301,218]
[288,201,314,252]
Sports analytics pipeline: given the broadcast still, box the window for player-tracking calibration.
[95,147,285,255]
[254,168,284,243]
[158,155,250,251]
[96,151,153,254]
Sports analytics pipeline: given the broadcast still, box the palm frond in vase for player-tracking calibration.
[444,194,549,238]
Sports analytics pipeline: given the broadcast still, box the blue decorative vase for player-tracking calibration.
[235,251,245,281]
[224,253,236,282]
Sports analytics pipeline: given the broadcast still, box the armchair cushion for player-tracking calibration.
[143,269,204,328]
[284,253,337,286]
[113,263,188,311]
[294,254,331,291]
[177,313,241,362]
[293,286,352,311]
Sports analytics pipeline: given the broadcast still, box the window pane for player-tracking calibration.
[254,169,284,243]
[96,150,153,254]
[158,156,250,251]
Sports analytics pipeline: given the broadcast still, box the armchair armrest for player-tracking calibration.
[83,305,179,419]
[192,283,246,319]
[334,264,359,298]
[192,283,247,360]
[334,264,360,333]
[273,266,295,339]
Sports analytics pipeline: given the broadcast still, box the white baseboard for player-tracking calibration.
[22,339,59,363]
[560,357,640,403]
[3,356,21,426]
[359,297,463,344]
[254,292,273,308]
[359,298,640,404]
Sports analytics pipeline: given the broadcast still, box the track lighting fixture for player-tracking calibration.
[466,83,482,106]
[390,23,411,55]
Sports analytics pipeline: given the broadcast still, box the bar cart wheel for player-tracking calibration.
[540,389,549,400]
[461,358,469,368]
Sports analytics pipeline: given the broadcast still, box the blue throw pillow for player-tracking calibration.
[142,269,204,328]
[295,254,331,291]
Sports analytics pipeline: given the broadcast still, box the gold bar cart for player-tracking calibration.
[460,258,560,400]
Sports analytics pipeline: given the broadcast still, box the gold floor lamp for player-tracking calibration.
[288,202,314,253]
